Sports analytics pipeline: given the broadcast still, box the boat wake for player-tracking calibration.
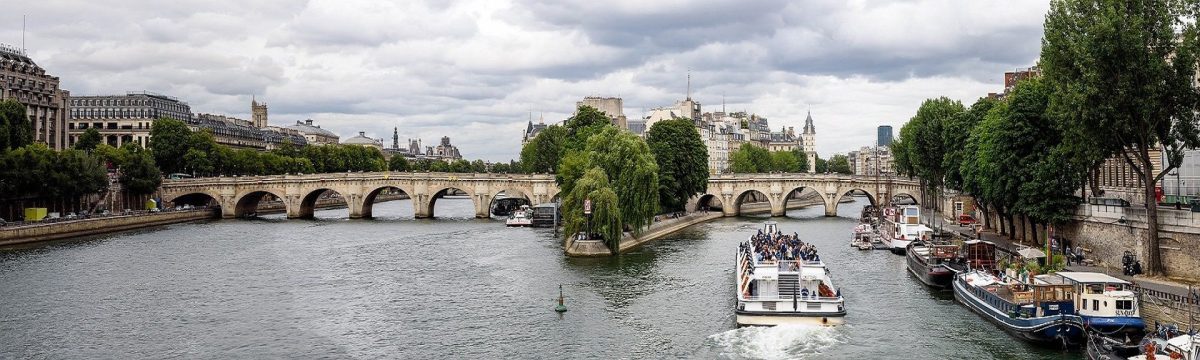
[705,325,842,359]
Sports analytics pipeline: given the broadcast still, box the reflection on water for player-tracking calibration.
[0,197,1077,359]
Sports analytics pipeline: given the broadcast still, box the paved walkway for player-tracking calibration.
[938,220,1198,300]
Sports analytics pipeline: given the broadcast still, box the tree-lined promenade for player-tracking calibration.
[892,0,1200,276]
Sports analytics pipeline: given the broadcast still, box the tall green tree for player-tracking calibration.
[148,118,193,174]
[1041,0,1200,275]
[585,127,659,234]
[520,125,567,174]
[389,155,410,171]
[827,154,852,174]
[117,144,162,196]
[814,156,829,173]
[0,99,33,151]
[645,118,709,212]
[74,128,102,151]
[730,143,772,173]
[898,97,965,209]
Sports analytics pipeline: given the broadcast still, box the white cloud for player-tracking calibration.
[1,0,1049,161]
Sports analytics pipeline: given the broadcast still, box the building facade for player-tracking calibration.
[877,125,893,147]
[853,146,894,176]
[68,92,192,148]
[802,111,817,173]
[343,131,384,150]
[522,115,548,146]
[1,45,69,150]
[287,119,340,145]
[577,96,627,129]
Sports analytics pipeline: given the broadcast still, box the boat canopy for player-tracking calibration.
[1055,272,1130,285]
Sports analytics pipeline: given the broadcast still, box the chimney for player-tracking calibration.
[359,131,366,137]
[306,119,314,125]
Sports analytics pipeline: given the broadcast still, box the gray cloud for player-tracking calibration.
[2,0,1049,161]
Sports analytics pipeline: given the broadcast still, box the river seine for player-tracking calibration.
[0,197,1079,359]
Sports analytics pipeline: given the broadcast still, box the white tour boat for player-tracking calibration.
[505,205,533,227]
[880,204,933,254]
[735,221,846,326]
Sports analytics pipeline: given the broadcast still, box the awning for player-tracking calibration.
[1017,247,1046,258]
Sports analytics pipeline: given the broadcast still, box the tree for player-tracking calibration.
[183,149,214,176]
[943,97,998,191]
[562,168,620,247]
[117,144,162,196]
[585,127,658,234]
[791,149,810,173]
[770,151,802,173]
[563,105,613,151]
[389,155,410,171]
[827,154,852,174]
[815,156,829,173]
[74,128,102,151]
[148,118,193,174]
[1041,0,1200,275]
[520,125,566,174]
[730,143,771,173]
[645,118,709,212]
[0,99,33,151]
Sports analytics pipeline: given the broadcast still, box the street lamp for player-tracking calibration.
[1171,171,1182,209]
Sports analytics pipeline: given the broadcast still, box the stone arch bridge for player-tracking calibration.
[698,173,922,217]
[160,172,921,219]
[161,172,560,219]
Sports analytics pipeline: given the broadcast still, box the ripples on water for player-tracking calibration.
[0,197,1078,359]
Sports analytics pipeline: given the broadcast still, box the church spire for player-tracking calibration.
[686,69,691,100]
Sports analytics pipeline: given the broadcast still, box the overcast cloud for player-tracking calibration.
[3,0,1048,161]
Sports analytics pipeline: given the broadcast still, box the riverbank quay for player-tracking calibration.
[941,221,1199,330]
[0,208,217,246]
[564,212,724,257]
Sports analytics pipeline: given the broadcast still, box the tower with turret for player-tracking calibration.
[803,110,817,173]
[251,97,268,128]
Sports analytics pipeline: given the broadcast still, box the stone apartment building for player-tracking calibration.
[67,92,192,148]
[577,96,627,129]
[0,45,69,150]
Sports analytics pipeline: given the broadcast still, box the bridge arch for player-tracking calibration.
[425,186,477,219]
[165,191,221,208]
[361,185,415,219]
[694,193,724,213]
[779,186,827,217]
[732,188,774,217]
[892,192,919,205]
[233,189,287,218]
[296,188,351,219]
[489,188,531,217]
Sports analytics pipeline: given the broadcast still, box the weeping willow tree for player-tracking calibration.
[558,127,660,250]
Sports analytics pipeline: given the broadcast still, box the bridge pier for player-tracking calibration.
[474,193,492,218]
[823,195,838,217]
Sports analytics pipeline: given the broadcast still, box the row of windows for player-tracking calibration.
[68,122,152,130]
[71,108,158,119]
[69,98,189,114]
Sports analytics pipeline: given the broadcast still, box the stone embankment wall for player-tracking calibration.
[1058,204,1200,283]
[0,209,216,246]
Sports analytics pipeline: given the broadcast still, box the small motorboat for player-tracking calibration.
[850,224,873,250]
[505,205,533,227]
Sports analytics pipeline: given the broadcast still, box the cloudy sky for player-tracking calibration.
[4,0,1048,161]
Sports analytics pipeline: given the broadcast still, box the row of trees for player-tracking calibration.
[892,0,1200,275]
[139,118,520,177]
[520,107,710,249]
[0,99,160,218]
[726,143,853,175]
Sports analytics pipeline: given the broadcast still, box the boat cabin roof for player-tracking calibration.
[1055,272,1130,285]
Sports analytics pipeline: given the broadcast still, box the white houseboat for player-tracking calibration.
[880,205,933,254]
[505,205,533,227]
[735,222,846,326]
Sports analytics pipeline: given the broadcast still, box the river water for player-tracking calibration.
[0,197,1079,359]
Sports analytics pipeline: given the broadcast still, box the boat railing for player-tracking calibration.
[742,295,841,302]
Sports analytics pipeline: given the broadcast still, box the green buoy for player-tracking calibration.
[554,285,568,313]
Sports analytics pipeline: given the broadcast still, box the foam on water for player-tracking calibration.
[705,325,843,360]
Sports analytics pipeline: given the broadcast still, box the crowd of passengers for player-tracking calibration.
[749,229,820,267]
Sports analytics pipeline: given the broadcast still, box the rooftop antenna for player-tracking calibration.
[22,15,27,54]
[722,92,726,114]
[686,69,692,100]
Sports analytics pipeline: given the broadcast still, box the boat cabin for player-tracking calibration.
[1041,272,1140,320]
[960,240,998,271]
[962,272,1076,318]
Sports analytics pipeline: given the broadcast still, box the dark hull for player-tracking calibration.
[906,247,953,288]
[1085,331,1142,360]
[952,275,1085,346]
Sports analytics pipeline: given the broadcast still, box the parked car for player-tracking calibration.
[957,214,976,227]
